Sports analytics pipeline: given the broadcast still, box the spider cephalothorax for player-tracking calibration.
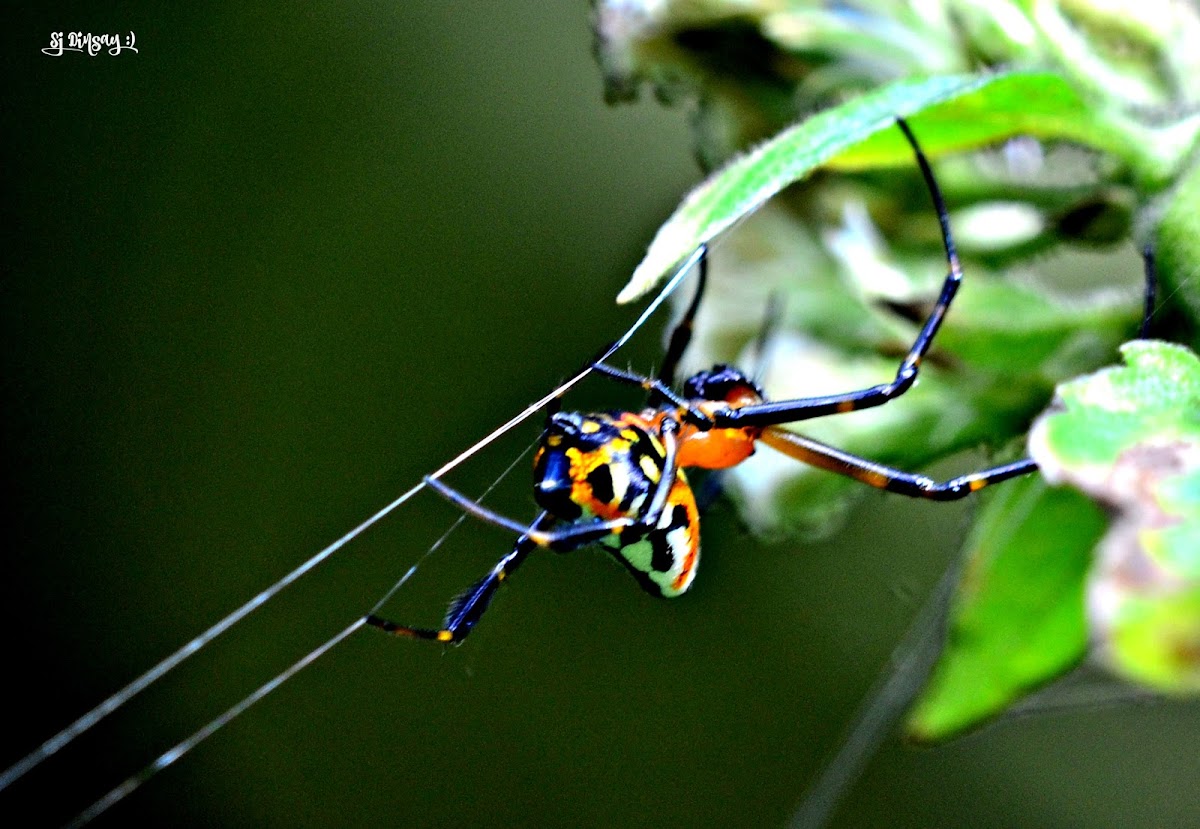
[682,364,764,406]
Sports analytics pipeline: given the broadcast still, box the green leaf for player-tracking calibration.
[619,70,1141,303]
[1031,341,1200,465]
[1029,340,1200,693]
[906,475,1104,742]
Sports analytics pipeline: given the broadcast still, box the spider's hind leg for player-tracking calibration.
[366,514,552,645]
[367,541,529,644]
[376,428,683,644]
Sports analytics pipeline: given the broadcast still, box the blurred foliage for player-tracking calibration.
[593,0,1200,734]
[1031,341,1200,694]
[907,474,1105,740]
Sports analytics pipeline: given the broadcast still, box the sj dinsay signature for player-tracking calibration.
[43,31,138,57]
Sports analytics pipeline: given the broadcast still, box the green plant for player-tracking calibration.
[595,0,1200,738]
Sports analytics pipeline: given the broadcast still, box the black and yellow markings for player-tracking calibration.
[638,454,661,482]
[538,413,670,522]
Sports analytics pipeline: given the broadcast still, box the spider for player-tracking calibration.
[365,118,1065,646]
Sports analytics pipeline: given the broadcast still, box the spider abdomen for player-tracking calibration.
[608,478,699,598]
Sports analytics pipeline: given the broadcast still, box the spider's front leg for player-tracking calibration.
[709,118,959,430]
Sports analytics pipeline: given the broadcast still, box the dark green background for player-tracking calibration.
[5,4,1199,827]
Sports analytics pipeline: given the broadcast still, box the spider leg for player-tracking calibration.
[712,118,960,429]
[376,422,683,643]
[760,426,1036,501]
[589,361,697,413]
[658,244,709,385]
[421,475,636,548]
[366,513,552,644]
[423,418,682,545]
[1139,244,1157,339]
